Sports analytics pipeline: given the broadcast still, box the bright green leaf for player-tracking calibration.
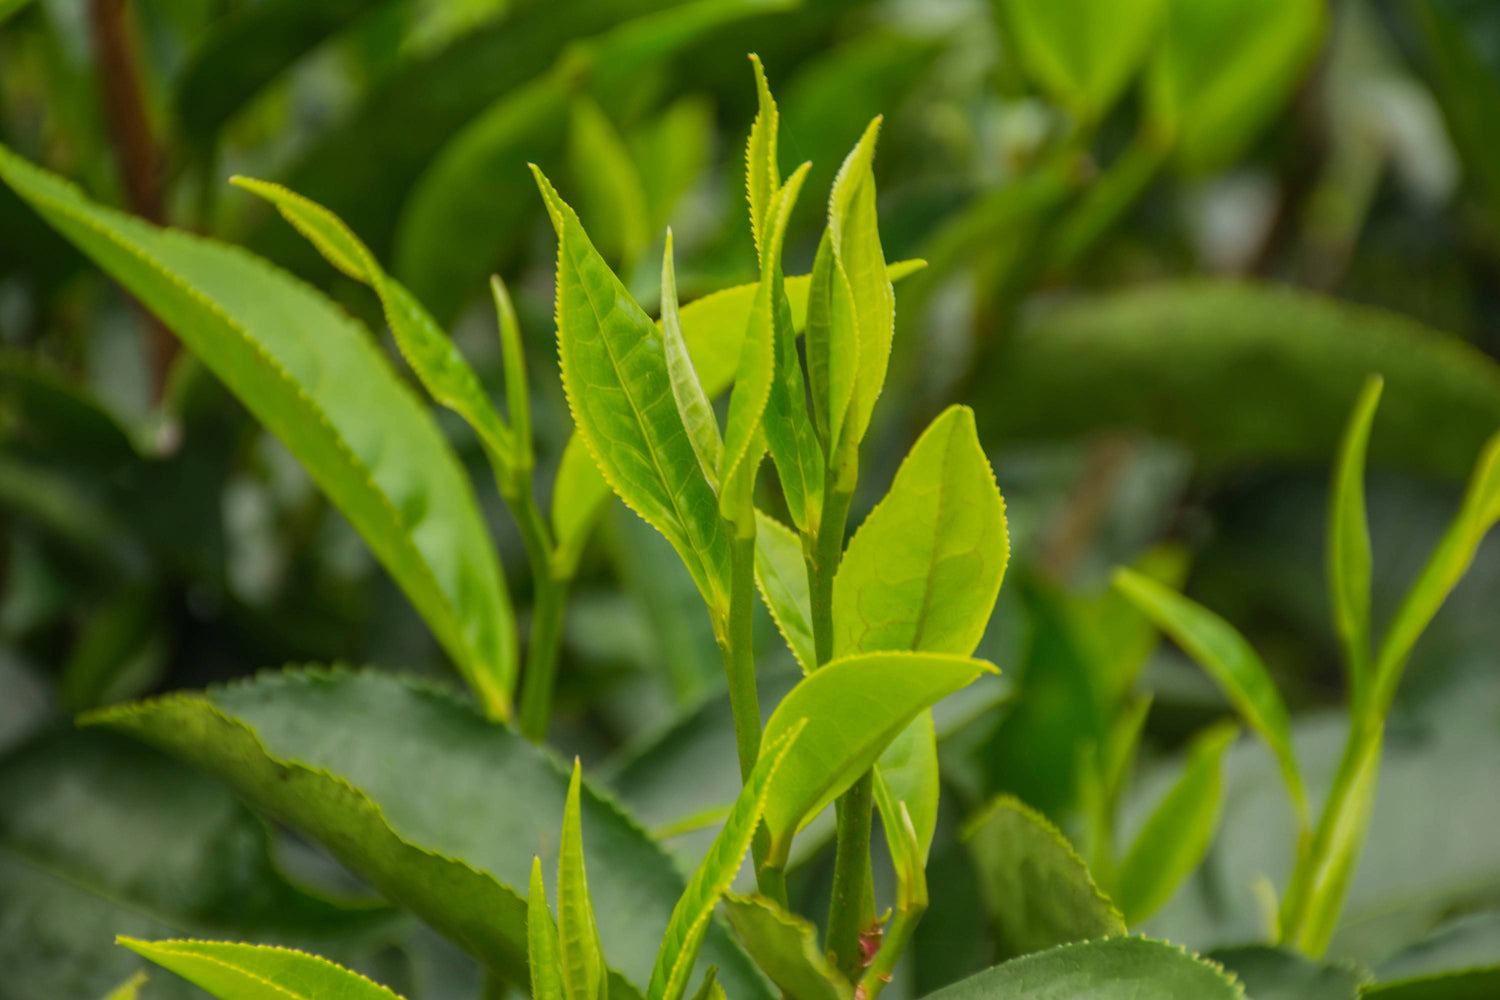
[560,761,609,1000]
[119,938,405,1000]
[534,166,731,610]
[1113,568,1308,828]
[85,670,768,998]
[753,511,815,672]
[530,857,566,1000]
[961,794,1125,960]
[834,405,1008,657]
[996,0,1165,125]
[746,53,782,257]
[1116,721,1238,925]
[722,894,853,1000]
[759,652,995,861]
[928,937,1241,999]
[660,231,723,489]
[0,144,515,719]
[99,971,148,1000]
[1328,374,1382,706]
[553,435,611,577]
[872,711,939,865]
[647,723,802,1000]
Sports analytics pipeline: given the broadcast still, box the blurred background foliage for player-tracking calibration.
[3,0,1500,997]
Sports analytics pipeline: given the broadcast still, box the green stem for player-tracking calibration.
[721,530,762,783]
[859,888,927,1000]
[806,486,854,666]
[518,575,568,742]
[826,771,875,978]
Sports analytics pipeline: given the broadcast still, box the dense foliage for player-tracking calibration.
[3,1,1500,999]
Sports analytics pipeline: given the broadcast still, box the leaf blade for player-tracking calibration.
[1328,374,1382,707]
[118,938,405,1000]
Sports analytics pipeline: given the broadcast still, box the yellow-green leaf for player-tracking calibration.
[722,894,853,1000]
[530,856,566,1000]
[660,231,724,488]
[745,52,782,257]
[833,405,1008,657]
[753,510,815,672]
[534,166,731,610]
[560,760,609,1000]
[118,938,405,1000]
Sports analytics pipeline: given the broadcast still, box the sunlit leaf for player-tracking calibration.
[560,761,609,1000]
[647,724,802,1000]
[534,166,731,611]
[759,652,994,860]
[119,939,404,1000]
[660,232,723,489]
[530,857,566,1000]
[833,405,1007,657]
[1116,721,1238,925]
[753,511,815,672]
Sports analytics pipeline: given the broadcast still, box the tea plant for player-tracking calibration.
[4,49,1500,1000]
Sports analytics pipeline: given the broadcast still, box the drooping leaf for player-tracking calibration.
[85,670,769,998]
[1328,375,1382,706]
[231,177,518,479]
[923,936,1244,1000]
[979,282,1500,482]
[0,145,514,718]
[961,794,1125,961]
[1113,569,1307,827]
[1116,721,1239,926]
[530,857,566,1000]
[996,0,1165,125]
[722,894,853,1000]
[759,652,995,860]
[753,511,815,672]
[534,166,731,611]
[833,405,1008,657]
[660,232,723,489]
[119,938,405,1000]
[560,761,609,1000]
[647,724,802,1000]
[1369,428,1500,714]
[1147,0,1326,173]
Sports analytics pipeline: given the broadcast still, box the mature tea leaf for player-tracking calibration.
[1210,946,1367,1000]
[534,166,731,610]
[560,762,609,1000]
[982,283,1500,482]
[120,939,404,1000]
[961,794,1125,960]
[86,670,768,998]
[0,145,514,718]
[1328,375,1383,704]
[231,177,518,479]
[530,858,566,1000]
[1147,0,1326,172]
[1113,569,1307,827]
[996,0,1164,125]
[923,936,1244,1000]
[722,895,853,1000]
[759,652,994,860]
[647,725,801,1000]
[833,405,1007,657]
[1116,721,1238,926]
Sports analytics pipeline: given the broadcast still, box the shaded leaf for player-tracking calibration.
[1328,375,1382,704]
[1209,946,1367,1000]
[923,936,1244,1000]
[86,670,769,998]
[0,146,514,718]
[722,894,853,1000]
[961,794,1124,961]
[1116,721,1239,925]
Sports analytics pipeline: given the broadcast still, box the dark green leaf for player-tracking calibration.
[922,937,1244,1000]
